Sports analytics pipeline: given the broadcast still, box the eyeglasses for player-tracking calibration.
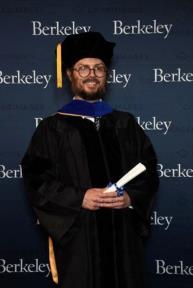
[72,64,107,78]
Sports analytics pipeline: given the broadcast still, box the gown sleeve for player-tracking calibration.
[21,117,84,247]
[123,114,159,236]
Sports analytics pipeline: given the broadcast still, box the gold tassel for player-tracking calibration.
[56,43,63,88]
[48,237,58,284]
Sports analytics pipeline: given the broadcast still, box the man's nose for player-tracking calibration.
[89,68,95,77]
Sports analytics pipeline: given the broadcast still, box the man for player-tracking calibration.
[22,32,158,288]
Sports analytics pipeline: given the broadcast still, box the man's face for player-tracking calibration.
[67,58,107,101]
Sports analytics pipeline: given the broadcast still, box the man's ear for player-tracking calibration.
[66,69,72,81]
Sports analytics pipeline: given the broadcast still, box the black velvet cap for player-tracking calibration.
[61,32,115,71]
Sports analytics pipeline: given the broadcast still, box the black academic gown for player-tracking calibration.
[21,110,158,288]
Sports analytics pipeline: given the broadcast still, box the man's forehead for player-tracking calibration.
[74,58,105,67]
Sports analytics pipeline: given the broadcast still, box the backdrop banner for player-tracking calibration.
[0,1,193,287]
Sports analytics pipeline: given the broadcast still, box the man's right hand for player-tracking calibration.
[82,188,106,210]
[82,188,118,210]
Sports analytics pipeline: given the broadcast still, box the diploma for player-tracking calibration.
[104,163,146,193]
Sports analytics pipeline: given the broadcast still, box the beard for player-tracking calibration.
[70,77,107,101]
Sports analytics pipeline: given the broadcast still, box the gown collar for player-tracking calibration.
[58,99,112,117]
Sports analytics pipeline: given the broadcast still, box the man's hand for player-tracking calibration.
[82,188,131,210]
[82,188,107,210]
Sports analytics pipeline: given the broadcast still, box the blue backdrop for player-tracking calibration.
[1,0,193,287]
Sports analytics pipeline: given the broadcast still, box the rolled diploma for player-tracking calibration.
[104,163,146,193]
